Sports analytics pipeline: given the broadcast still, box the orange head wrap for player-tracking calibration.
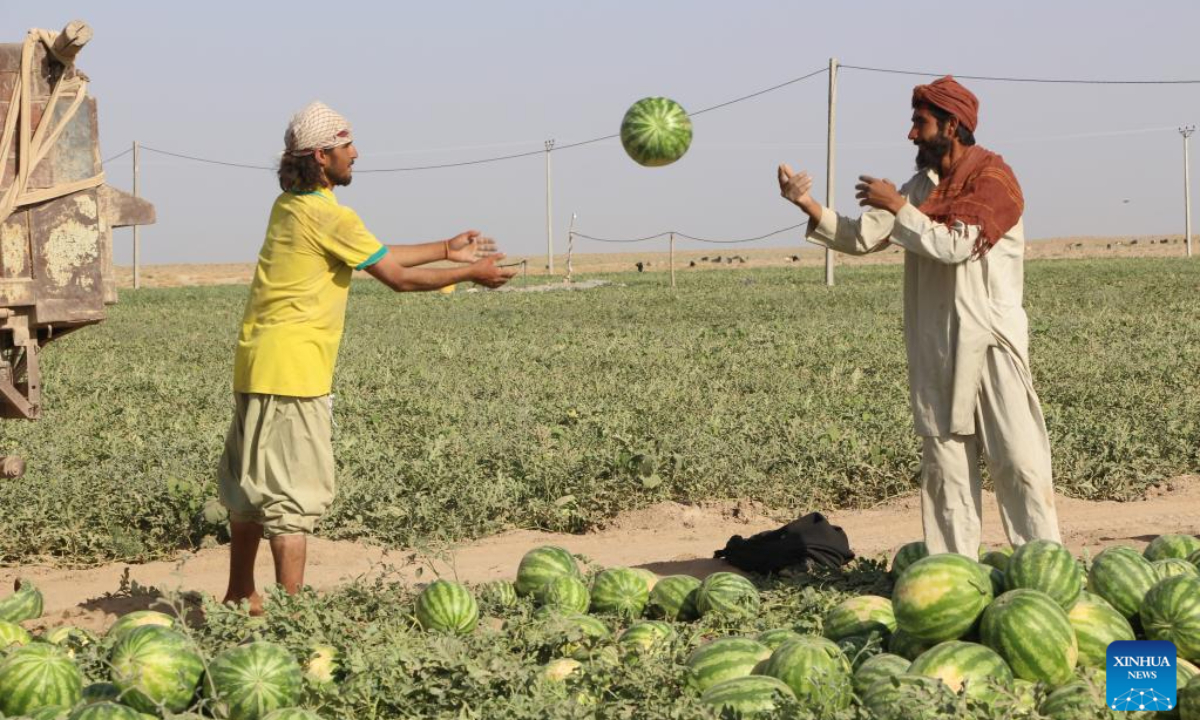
[912,75,979,133]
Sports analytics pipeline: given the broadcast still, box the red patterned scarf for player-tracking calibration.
[918,145,1024,258]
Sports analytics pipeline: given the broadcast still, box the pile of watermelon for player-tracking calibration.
[0,581,330,719]
[3,534,1200,719]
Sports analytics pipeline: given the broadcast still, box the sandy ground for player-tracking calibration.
[112,234,1193,288]
[4,475,1197,634]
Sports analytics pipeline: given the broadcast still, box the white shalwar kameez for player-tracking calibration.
[806,168,1062,555]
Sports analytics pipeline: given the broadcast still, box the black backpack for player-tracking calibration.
[714,512,855,574]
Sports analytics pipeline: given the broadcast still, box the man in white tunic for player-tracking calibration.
[777,76,1061,556]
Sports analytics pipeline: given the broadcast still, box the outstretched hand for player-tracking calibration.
[446,230,498,263]
[470,253,517,289]
[854,176,906,214]
[778,163,814,207]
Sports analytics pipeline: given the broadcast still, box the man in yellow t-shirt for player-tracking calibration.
[218,101,515,613]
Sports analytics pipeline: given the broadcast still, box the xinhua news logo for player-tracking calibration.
[1106,640,1177,712]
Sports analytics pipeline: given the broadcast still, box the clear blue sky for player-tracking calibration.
[6,1,1200,265]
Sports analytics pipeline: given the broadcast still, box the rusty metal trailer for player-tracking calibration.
[0,21,154,476]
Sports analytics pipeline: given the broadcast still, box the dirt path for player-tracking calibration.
[4,475,1197,634]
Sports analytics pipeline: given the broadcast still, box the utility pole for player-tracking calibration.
[825,58,838,286]
[545,139,555,274]
[1182,126,1194,258]
[132,140,140,289]
[567,212,577,283]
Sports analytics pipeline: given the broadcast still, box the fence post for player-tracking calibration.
[670,232,676,289]
[825,57,838,286]
[132,140,140,289]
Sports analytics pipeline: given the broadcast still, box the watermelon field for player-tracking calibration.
[0,257,1199,718]
[0,258,1196,566]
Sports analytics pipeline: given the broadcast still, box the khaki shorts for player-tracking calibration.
[217,392,335,538]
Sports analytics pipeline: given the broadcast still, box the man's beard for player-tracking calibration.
[328,168,353,187]
[915,134,951,171]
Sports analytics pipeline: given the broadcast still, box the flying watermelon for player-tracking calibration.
[620,97,692,167]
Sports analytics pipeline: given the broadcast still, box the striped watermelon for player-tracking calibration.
[45,626,97,659]
[478,580,518,609]
[886,628,934,661]
[851,653,910,696]
[261,710,325,720]
[685,637,771,692]
[539,613,610,658]
[889,541,929,579]
[303,644,337,685]
[0,580,43,624]
[1087,545,1158,619]
[631,568,659,593]
[109,625,204,713]
[1155,558,1200,581]
[617,621,674,653]
[892,554,993,642]
[1145,534,1200,562]
[539,575,591,614]
[515,546,580,597]
[0,643,83,716]
[1067,593,1136,667]
[756,628,803,651]
[862,674,954,720]
[1141,575,1200,660]
[980,550,1012,573]
[695,572,760,620]
[81,681,121,703]
[415,580,478,634]
[980,589,1078,685]
[907,640,1013,699]
[1190,549,1200,570]
[758,636,853,711]
[590,568,649,618]
[981,562,1006,598]
[66,703,143,720]
[1179,656,1199,682]
[1005,540,1082,609]
[0,619,31,650]
[822,595,896,642]
[646,575,700,621]
[204,641,303,720]
[27,705,70,720]
[619,97,692,167]
[1037,680,1105,720]
[1181,676,1199,720]
[106,610,176,642]
[700,675,795,716]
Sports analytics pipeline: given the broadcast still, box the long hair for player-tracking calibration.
[277,153,325,192]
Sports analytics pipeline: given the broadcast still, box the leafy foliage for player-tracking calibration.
[0,260,1195,565]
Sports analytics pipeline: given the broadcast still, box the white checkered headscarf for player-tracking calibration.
[284,101,353,156]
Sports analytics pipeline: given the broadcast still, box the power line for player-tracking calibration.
[688,68,828,117]
[140,145,273,170]
[841,64,1200,85]
[678,223,807,244]
[574,231,670,244]
[102,147,132,164]
[125,67,829,174]
[576,223,806,245]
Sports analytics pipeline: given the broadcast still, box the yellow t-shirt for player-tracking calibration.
[233,187,387,397]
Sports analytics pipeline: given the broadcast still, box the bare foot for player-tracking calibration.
[223,592,263,616]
